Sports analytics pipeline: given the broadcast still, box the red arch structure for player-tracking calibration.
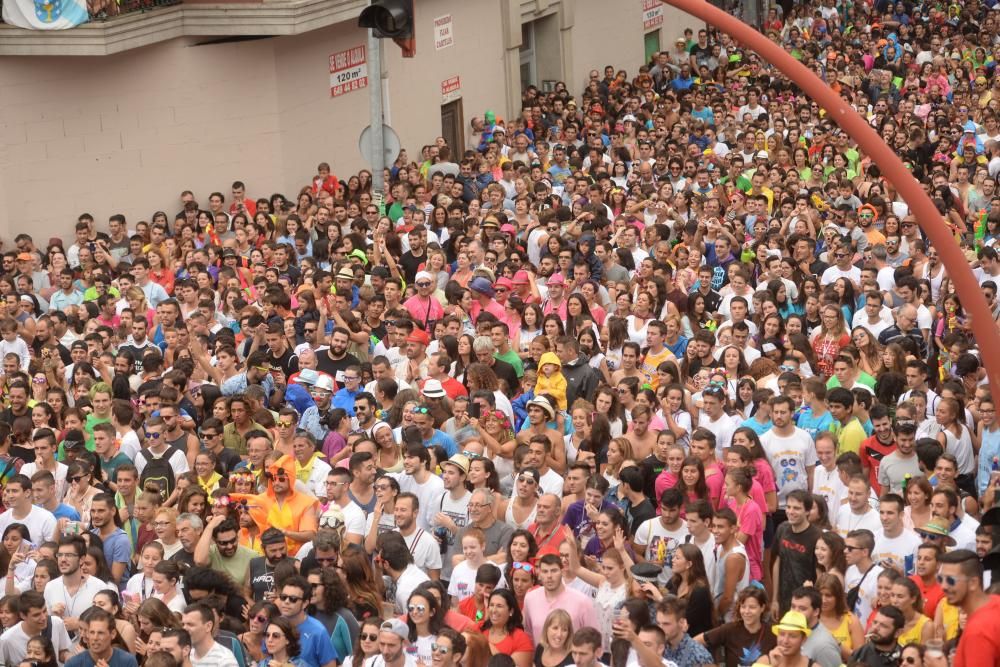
[661,0,1000,398]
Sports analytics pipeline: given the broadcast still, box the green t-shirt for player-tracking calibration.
[826,371,876,392]
[209,544,257,586]
[495,349,524,378]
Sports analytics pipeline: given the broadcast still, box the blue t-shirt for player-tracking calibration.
[740,417,772,436]
[978,427,1000,496]
[297,615,339,667]
[425,430,458,457]
[92,527,132,587]
[52,503,81,522]
[66,648,138,667]
[795,407,835,440]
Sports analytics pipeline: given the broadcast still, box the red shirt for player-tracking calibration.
[954,595,1000,667]
[529,522,569,558]
[480,626,533,656]
[910,574,944,620]
[860,434,896,494]
[458,593,485,623]
[229,198,257,218]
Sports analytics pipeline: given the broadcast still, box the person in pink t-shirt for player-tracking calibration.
[521,553,599,645]
[725,467,764,582]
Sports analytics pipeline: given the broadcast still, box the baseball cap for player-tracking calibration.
[380,618,408,641]
[16,253,33,262]
[469,276,495,297]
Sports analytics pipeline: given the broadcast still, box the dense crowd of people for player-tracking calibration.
[2,2,1000,667]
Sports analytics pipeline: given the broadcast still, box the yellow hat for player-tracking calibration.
[772,610,811,637]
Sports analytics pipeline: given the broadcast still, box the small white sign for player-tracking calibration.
[330,45,368,98]
[642,0,663,29]
[434,14,454,50]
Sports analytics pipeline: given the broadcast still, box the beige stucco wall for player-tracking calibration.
[0,0,702,244]
[568,2,704,90]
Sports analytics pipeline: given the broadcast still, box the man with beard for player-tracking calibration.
[245,528,290,602]
[395,328,431,385]
[371,617,416,667]
[231,455,319,557]
[44,536,108,637]
[31,315,70,364]
[395,491,442,579]
[848,606,903,667]
[316,327,359,384]
[299,375,336,442]
[89,492,131,588]
[220,350,276,398]
[194,515,257,585]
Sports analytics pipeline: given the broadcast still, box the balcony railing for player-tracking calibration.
[0,0,366,55]
[89,0,181,21]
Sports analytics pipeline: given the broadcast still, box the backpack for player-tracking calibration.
[139,445,182,502]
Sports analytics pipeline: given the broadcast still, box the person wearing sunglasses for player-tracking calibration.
[258,616,305,667]
[271,575,339,667]
[230,455,319,558]
[402,588,443,663]
[347,617,383,667]
[403,270,444,333]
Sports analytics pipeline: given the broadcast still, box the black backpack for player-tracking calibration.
[139,445,182,502]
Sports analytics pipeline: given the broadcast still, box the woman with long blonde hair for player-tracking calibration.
[810,304,850,379]
[126,286,156,327]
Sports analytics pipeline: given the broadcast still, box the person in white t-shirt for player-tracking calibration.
[394,444,445,531]
[634,487,689,583]
[377,532,431,615]
[835,476,882,538]
[447,529,505,603]
[320,468,365,545]
[0,589,73,666]
[0,474,56,545]
[394,493,442,578]
[761,397,818,512]
[811,433,846,512]
[844,529,883,623]
[872,493,922,575]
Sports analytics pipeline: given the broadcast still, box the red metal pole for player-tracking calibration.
[661,0,1000,398]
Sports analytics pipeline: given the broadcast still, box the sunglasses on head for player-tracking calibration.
[512,561,534,572]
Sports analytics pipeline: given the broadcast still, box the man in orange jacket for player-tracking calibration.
[231,454,319,556]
